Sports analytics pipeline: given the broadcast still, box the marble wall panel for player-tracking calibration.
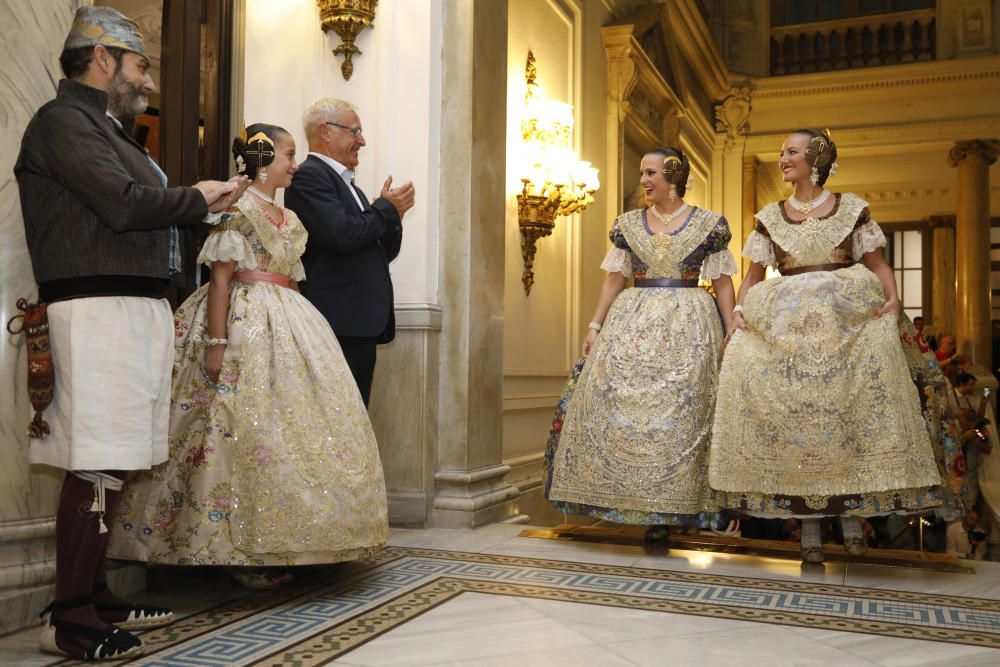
[0,0,91,635]
[0,0,85,523]
[368,311,440,528]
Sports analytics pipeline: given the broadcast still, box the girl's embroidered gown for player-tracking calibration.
[109,194,388,565]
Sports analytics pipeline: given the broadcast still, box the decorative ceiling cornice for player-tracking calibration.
[744,117,1000,156]
[751,56,1000,102]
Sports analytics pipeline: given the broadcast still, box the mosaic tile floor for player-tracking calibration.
[2,525,1000,666]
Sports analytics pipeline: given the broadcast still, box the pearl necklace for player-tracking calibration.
[648,202,689,224]
[788,189,830,214]
[248,185,275,205]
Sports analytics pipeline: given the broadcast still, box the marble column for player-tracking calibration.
[948,139,1000,369]
[740,154,758,277]
[0,0,144,635]
[928,216,956,340]
[432,0,519,527]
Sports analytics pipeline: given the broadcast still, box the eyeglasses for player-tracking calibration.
[325,121,363,137]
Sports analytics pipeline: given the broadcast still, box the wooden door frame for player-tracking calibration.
[159,0,238,297]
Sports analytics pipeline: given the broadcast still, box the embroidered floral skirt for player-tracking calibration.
[896,318,976,522]
[545,286,724,528]
[108,281,388,565]
[709,265,942,518]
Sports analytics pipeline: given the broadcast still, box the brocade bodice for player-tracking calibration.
[746,193,885,273]
[603,207,734,281]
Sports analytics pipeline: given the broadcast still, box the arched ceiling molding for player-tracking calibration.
[602,6,687,155]
[600,1,733,221]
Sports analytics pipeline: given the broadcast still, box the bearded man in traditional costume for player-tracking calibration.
[14,6,244,659]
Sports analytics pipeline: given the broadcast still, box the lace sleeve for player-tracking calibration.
[742,229,776,268]
[600,246,632,277]
[700,249,739,281]
[852,216,887,261]
[197,229,257,271]
[290,260,306,282]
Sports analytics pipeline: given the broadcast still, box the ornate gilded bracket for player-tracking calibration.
[517,181,561,295]
[714,81,754,145]
[317,0,378,81]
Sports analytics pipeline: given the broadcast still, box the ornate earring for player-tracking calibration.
[669,184,677,201]
[259,167,269,184]
[810,166,820,186]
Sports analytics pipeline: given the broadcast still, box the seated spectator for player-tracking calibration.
[936,333,956,369]
[945,354,972,385]
[946,509,988,560]
[913,316,937,349]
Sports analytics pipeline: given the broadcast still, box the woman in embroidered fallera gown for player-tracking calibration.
[545,147,738,539]
[108,124,388,585]
[709,129,942,563]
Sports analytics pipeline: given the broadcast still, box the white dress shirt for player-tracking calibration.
[308,151,365,210]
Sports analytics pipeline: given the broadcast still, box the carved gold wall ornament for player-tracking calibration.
[516,51,600,295]
[317,0,378,81]
[714,81,753,143]
[626,89,664,136]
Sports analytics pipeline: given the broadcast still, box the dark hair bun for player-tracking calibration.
[231,123,288,180]
[793,129,838,186]
[646,146,691,197]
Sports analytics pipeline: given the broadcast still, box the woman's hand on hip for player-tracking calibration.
[203,344,226,382]
[876,297,900,320]
[582,328,598,357]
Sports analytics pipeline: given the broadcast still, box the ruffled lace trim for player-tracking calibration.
[291,260,306,282]
[852,219,887,261]
[741,230,776,267]
[600,246,632,277]
[197,229,257,271]
[700,249,738,281]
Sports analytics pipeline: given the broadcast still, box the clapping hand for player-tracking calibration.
[381,175,415,217]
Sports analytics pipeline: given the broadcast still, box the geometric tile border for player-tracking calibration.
[53,546,1000,666]
[267,578,1000,666]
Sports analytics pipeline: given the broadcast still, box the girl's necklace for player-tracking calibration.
[788,189,830,214]
[648,202,689,224]
[247,185,274,204]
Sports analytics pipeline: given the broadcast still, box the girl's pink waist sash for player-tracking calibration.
[232,270,292,288]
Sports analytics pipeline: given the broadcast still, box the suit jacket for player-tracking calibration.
[285,154,402,342]
[15,79,208,285]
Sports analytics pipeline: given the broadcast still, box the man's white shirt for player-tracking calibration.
[308,151,364,210]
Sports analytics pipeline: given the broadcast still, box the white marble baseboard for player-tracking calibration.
[0,561,145,637]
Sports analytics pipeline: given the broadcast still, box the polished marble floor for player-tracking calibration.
[0,524,998,666]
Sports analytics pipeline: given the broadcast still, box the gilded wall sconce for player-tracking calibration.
[516,51,599,295]
[317,0,378,80]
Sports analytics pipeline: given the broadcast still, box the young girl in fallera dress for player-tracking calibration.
[109,124,388,585]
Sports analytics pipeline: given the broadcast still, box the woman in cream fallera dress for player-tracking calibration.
[109,126,387,571]
[545,148,738,533]
[709,129,941,562]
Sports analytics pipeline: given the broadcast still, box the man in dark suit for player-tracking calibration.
[285,98,415,406]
